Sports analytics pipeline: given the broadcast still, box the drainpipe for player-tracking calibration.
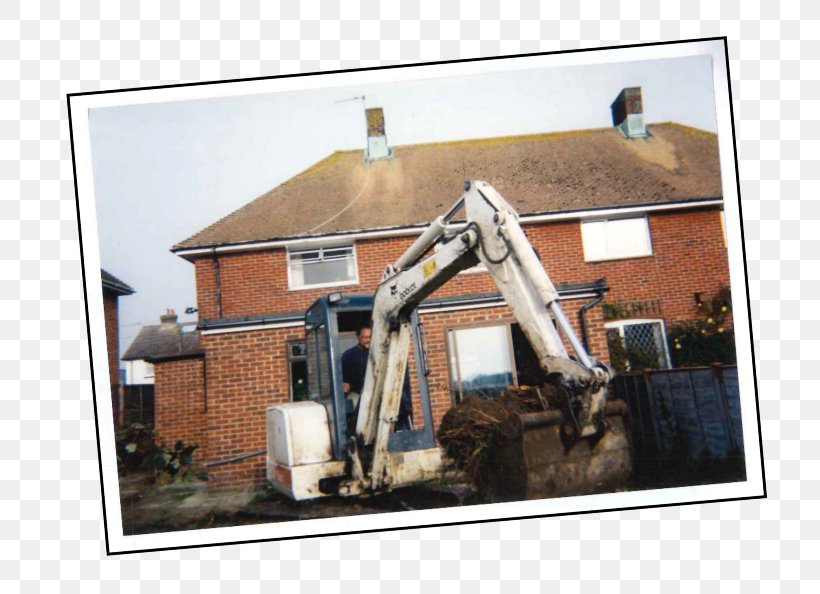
[578,288,607,354]
[212,248,223,319]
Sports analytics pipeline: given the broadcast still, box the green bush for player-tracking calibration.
[116,423,207,483]
[140,440,208,484]
[668,287,736,367]
[115,422,156,472]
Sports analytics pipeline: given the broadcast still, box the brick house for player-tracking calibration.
[101,269,134,426]
[160,88,729,485]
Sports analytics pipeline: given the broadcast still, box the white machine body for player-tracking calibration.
[266,402,345,500]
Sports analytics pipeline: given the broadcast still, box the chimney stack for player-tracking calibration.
[160,308,178,325]
[365,107,392,161]
[610,87,647,139]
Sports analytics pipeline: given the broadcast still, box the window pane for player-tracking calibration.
[289,342,307,359]
[302,258,355,285]
[606,320,670,371]
[322,246,354,260]
[290,249,321,263]
[606,218,651,258]
[582,218,651,260]
[306,325,332,401]
[289,244,356,287]
[450,325,514,400]
[581,220,607,260]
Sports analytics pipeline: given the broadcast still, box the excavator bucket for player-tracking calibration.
[489,401,632,501]
[437,389,632,502]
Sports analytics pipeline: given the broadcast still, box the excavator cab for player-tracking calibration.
[302,293,437,459]
[266,293,441,499]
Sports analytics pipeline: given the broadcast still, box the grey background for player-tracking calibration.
[0,0,813,590]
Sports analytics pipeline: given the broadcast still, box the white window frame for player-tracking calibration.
[446,322,518,403]
[581,216,653,262]
[720,210,727,247]
[286,242,359,291]
[605,318,672,370]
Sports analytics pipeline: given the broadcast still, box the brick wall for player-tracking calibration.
[154,357,207,452]
[103,290,119,389]
[192,207,729,327]
[183,297,605,486]
[178,206,730,487]
[198,326,304,485]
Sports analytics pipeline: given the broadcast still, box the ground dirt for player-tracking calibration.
[118,471,481,536]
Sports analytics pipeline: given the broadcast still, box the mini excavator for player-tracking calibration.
[266,181,631,500]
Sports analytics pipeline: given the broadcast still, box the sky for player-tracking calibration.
[88,53,718,357]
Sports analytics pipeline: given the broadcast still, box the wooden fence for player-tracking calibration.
[121,384,155,426]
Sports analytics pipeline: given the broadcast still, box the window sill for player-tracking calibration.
[584,253,653,263]
[288,278,360,292]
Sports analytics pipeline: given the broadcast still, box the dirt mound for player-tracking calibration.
[436,384,565,495]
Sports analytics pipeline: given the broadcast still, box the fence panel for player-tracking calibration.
[122,384,155,426]
[612,365,743,462]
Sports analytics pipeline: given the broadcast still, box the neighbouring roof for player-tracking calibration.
[101,269,135,295]
[122,322,204,362]
[174,122,722,252]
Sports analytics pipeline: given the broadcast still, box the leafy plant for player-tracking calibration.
[140,439,208,484]
[115,422,157,472]
[668,286,736,367]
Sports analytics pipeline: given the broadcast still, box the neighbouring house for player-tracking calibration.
[123,357,155,386]
[122,310,204,442]
[101,269,135,426]
[164,87,729,486]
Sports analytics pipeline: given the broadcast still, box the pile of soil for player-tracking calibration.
[436,384,565,496]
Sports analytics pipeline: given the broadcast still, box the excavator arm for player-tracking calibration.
[353,181,612,492]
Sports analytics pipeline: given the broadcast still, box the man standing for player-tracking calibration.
[341,326,371,408]
[342,325,413,431]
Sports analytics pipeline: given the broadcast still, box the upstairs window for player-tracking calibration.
[287,244,358,290]
[581,217,652,261]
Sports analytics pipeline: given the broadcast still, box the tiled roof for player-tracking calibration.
[174,122,722,251]
[122,323,203,362]
[101,269,135,295]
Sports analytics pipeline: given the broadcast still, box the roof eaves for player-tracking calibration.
[198,310,305,331]
[172,196,724,257]
[144,350,205,363]
[101,270,135,295]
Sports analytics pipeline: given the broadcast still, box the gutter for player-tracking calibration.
[198,282,609,334]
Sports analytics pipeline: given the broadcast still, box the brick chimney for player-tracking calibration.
[610,87,647,139]
[365,107,392,161]
[160,308,178,326]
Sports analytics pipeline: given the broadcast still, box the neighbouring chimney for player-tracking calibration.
[160,308,178,325]
[610,87,647,139]
[365,107,392,161]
